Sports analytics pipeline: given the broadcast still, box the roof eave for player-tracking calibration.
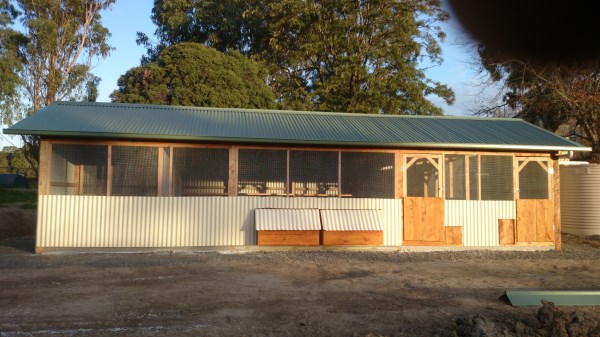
[4,129,591,152]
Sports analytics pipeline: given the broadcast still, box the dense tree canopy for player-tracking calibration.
[478,46,600,157]
[111,42,276,109]
[138,0,454,115]
[0,0,115,176]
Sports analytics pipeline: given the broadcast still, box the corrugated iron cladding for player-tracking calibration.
[255,209,321,230]
[561,164,600,236]
[6,101,588,151]
[37,196,403,247]
[320,209,384,231]
[445,200,516,246]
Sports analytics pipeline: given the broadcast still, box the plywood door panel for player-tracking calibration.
[403,197,444,243]
[516,199,554,243]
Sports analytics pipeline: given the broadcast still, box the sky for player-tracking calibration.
[1,0,489,149]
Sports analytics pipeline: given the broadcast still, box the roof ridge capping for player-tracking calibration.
[53,101,523,121]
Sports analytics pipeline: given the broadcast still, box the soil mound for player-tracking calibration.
[450,301,600,337]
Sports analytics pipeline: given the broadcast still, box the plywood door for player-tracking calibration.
[403,197,445,244]
[516,199,554,243]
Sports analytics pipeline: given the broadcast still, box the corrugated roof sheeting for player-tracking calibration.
[320,209,384,231]
[4,101,588,151]
[255,209,321,231]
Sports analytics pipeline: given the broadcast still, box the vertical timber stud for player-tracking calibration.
[338,151,342,197]
[157,147,164,196]
[107,145,112,196]
[38,140,51,195]
[395,151,403,198]
[228,147,238,196]
[553,156,561,251]
[169,146,174,197]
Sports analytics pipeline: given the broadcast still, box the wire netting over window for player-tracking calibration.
[468,155,480,200]
[51,144,108,195]
[111,146,158,196]
[480,155,514,200]
[406,156,439,197]
[238,149,287,196]
[519,161,549,199]
[290,150,338,196]
[341,152,394,198]
[444,155,466,200]
[172,147,229,196]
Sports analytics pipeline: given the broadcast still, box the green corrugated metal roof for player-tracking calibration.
[3,101,590,151]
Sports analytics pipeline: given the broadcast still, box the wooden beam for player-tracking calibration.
[107,145,112,196]
[157,147,164,196]
[228,147,238,196]
[395,151,403,198]
[553,159,561,251]
[38,140,52,195]
[169,146,174,197]
[337,151,342,197]
[498,219,516,245]
[465,155,471,200]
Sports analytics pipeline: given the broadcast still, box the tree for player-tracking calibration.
[0,0,26,124]
[111,42,276,109]
[477,46,600,157]
[140,0,454,115]
[1,0,115,176]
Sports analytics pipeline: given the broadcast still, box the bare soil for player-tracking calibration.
[2,205,600,336]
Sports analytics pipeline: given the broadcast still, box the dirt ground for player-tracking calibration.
[2,204,600,336]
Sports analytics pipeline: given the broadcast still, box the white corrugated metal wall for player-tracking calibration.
[445,200,516,246]
[37,196,403,248]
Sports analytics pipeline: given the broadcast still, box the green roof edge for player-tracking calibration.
[3,128,590,152]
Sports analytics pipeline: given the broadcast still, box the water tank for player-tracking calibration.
[561,163,600,236]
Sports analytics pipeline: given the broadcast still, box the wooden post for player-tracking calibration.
[553,158,561,251]
[286,150,290,196]
[107,145,112,196]
[465,155,471,200]
[169,146,174,197]
[38,140,52,195]
[157,147,164,196]
[395,151,403,199]
[337,151,342,197]
[228,147,238,196]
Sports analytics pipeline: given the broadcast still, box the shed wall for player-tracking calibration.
[37,196,403,248]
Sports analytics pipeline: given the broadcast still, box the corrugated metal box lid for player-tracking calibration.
[255,208,321,231]
[320,209,384,231]
[3,101,590,152]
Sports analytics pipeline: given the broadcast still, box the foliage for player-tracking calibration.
[111,42,276,109]
[140,0,454,115]
[477,46,600,156]
[0,0,115,177]
[0,188,37,204]
[0,146,32,175]
[0,0,26,124]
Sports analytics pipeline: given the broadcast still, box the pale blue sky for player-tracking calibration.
[2,0,488,148]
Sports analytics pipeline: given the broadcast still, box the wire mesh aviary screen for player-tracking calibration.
[111,146,158,196]
[238,149,287,196]
[519,160,549,199]
[51,144,108,196]
[290,150,338,197]
[172,147,229,196]
[341,152,395,198]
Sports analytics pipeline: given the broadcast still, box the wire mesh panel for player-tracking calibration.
[111,146,158,196]
[238,149,287,196]
[480,155,514,200]
[51,144,108,195]
[405,156,440,197]
[290,150,338,196]
[519,160,549,199]
[172,147,229,196]
[341,152,394,198]
[444,155,466,200]
[468,155,480,200]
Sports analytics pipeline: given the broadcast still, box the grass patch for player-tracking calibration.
[0,189,37,204]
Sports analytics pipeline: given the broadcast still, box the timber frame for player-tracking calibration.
[39,137,561,250]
